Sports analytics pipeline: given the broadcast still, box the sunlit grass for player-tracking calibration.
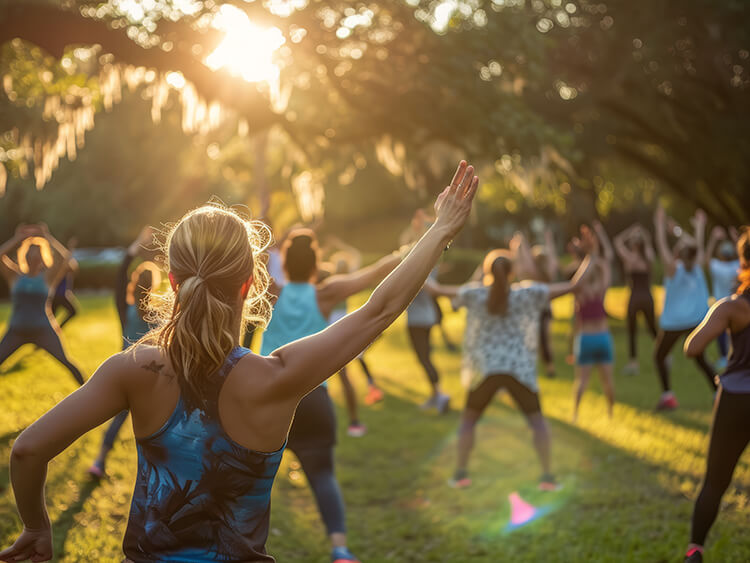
[0,288,748,561]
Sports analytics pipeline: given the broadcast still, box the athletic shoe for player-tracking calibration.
[364,385,384,406]
[347,423,367,438]
[420,395,438,410]
[331,546,360,563]
[87,462,105,480]
[656,394,679,411]
[436,392,451,414]
[684,547,703,562]
[538,474,562,492]
[447,476,472,489]
[448,470,471,489]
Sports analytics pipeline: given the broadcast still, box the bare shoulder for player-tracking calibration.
[229,349,289,403]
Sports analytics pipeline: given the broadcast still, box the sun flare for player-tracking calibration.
[205,4,285,83]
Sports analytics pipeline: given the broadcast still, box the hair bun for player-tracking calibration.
[289,234,314,249]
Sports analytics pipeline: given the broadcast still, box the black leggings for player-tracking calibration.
[287,386,346,535]
[52,292,78,328]
[0,325,84,385]
[627,292,657,359]
[654,328,716,392]
[691,388,750,545]
[539,310,553,365]
[407,325,439,387]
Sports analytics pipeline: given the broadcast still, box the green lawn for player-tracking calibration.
[0,289,749,562]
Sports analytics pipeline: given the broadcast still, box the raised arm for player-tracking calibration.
[0,227,32,283]
[705,226,726,266]
[655,205,676,278]
[269,161,478,399]
[685,299,732,357]
[546,254,593,300]
[511,232,537,281]
[315,251,402,317]
[0,353,130,563]
[691,209,707,267]
[614,224,640,264]
[424,277,461,300]
[593,220,614,263]
[37,225,74,289]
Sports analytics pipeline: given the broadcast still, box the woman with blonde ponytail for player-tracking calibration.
[682,228,750,563]
[427,242,591,491]
[1,161,478,563]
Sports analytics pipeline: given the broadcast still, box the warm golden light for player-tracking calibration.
[205,4,285,83]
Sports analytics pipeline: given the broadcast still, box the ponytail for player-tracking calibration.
[146,204,272,409]
[483,250,512,316]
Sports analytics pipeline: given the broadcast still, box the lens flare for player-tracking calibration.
[205,5,285,83]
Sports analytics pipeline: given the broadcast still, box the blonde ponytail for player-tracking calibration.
[144,203,272,407]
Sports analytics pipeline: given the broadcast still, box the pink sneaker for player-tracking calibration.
[347,423,367,437]
[656,394,679,411]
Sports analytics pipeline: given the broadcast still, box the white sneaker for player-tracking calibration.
[436,393,451,414]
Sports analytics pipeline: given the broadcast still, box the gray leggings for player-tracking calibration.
[0,325,84,385]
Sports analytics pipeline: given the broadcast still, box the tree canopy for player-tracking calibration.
[0,0,748,238]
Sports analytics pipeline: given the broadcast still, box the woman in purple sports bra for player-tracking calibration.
[572,222,616,423]
[682,228,750,563]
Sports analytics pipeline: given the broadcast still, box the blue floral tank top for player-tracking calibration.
[123,347,285,562]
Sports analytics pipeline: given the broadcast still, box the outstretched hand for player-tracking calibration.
[434,161,479,240]
[0,527,52,562]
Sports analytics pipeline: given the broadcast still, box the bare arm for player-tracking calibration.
[543,229,559,281]
[705,226,725,267]
[547,255,593,300]
[0,228,33,283]
[1,354,130,562]
[38,226,73,289]
[316,251,402,317]
[424,277,461,300]
[685,299,732,357]
[268,161,478,400]
[655,206,676,278]
[613,224,639,265]
[593,221,614,263]
[692,209,707,267]
[511,232,537,281]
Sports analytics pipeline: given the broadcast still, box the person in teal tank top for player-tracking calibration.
[89,228,161,479]
[0,224,84,385]
[260,228,402,563]
[1,161,478,563]
[653,206,716,411]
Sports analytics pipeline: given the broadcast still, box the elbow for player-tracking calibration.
[11,433,39,462]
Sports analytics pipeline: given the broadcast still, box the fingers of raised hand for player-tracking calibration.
[449,161,468,193]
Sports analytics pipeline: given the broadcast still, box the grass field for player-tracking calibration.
[0,289,749,562]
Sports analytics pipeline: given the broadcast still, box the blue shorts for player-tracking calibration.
[575,332,614,365]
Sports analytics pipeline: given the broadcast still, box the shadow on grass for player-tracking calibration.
[52,479,100,559]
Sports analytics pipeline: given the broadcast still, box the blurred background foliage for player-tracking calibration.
[0,0,748,251]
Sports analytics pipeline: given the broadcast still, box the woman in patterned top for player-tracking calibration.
[427,246,591,490]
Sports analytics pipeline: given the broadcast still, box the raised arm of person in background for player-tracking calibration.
[426,253,592,301]
[543,229,559,282]
[510,232,537,281]
[614,224,640,266]
[705,226,726,265]
[272,161,478,398]
[655,205,676,278]
[639,225,656,263]
[593,220,614,263]
[0,225,36,283]
[36,224,74,290]
[691,209,708,268]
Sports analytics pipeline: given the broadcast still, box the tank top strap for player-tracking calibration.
[181,346,252,418]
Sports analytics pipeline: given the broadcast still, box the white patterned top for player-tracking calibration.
[456,282,549,392]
